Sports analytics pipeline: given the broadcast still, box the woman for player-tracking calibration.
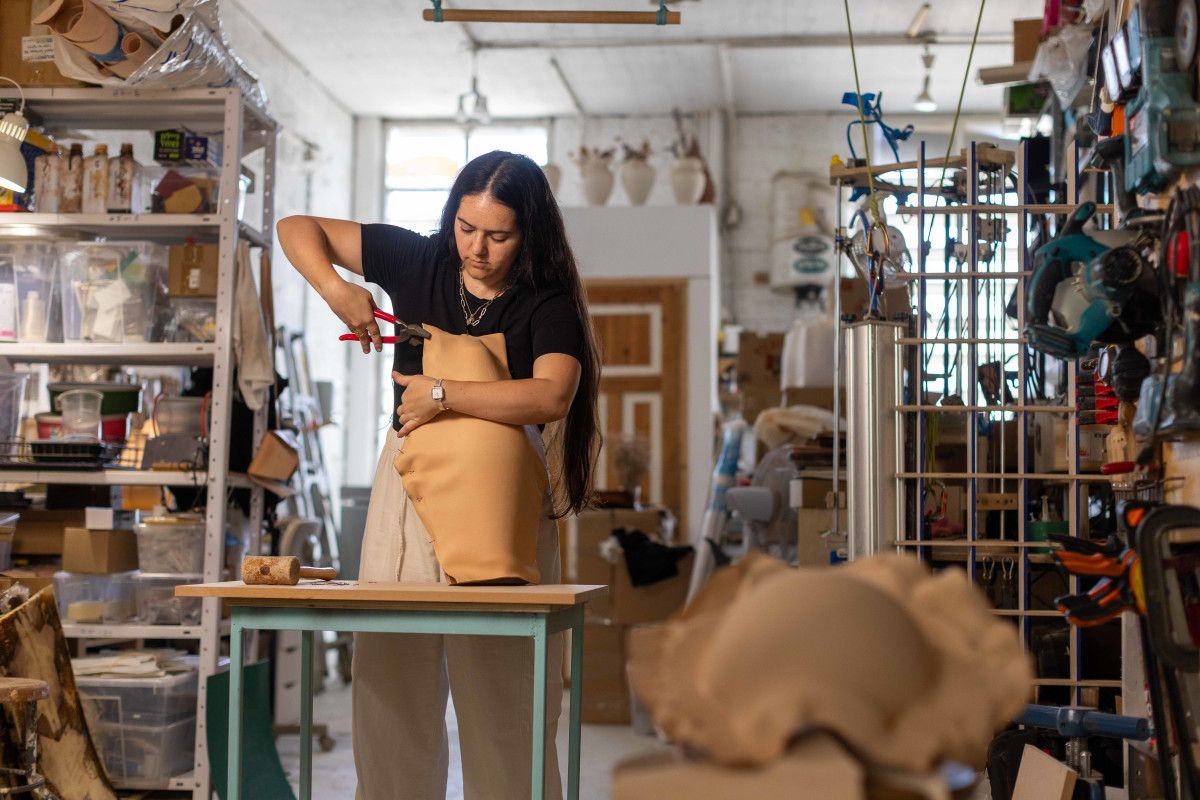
[277,151,601,800]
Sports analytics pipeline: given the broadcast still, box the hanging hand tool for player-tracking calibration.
[1026,202,1151,358]
[338,309,431,346]
[1123,32,1200,195]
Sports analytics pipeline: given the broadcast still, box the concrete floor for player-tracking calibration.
[275,676,672,800]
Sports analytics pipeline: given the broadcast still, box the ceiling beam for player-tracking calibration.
[476,32,1011,51]
[549,55,588,117]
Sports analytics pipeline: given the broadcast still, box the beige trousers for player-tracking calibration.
[352,431,565,800]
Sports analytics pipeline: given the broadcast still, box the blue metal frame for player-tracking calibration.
[226,604,586,800]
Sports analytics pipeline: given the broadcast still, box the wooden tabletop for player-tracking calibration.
[176,580,608,611]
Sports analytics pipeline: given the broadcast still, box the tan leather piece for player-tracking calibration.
[612,734,866,800]
[628,552,1034,772]
[393,325,548,585]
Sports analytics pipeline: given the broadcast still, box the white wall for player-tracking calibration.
[550,111,1011,332]
[219,3,359,497]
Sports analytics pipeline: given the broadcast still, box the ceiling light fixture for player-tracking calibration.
[456,50,492,125]
[0,76,30,193]
[914,47,937,113]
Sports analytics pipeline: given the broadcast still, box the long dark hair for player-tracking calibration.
[435,151,601,517]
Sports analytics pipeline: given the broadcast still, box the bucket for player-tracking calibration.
[0,372,29,441]
[56,389,103,441]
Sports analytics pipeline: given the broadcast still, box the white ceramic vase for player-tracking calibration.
[670,156,707,205]
[541,163,562,195]
[619,159,656,206]
[581,160,615,206]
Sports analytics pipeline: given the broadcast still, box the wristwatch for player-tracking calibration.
[432,378,449,411]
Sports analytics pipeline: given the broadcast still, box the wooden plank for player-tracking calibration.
[176,580,608,607]
[421,9,681,24]
[1012,744,1077,800]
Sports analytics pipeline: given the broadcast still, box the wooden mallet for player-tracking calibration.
[241,556,337,586]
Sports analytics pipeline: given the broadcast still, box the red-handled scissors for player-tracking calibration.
[338,309,431,345]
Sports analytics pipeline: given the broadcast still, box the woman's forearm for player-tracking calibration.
[442,377,571,426]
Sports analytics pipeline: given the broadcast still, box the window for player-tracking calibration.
[383,123,548,234]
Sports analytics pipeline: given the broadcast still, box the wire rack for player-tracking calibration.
[0,438,133,470]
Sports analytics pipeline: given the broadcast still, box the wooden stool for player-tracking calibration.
[0,678,53,798]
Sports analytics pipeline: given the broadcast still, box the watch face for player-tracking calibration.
[432,386,445,400]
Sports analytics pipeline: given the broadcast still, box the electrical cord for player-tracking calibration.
[841,0,881,226]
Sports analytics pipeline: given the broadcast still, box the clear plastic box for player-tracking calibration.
[1,241,62,343]
[145,166,220,214]
[133,572,202,625]
[134,516,205,573]
[58,242,168,343]
[51,570,137,623]
[75,669,198,728]
[87,715,195,788]
[164,297,216,342]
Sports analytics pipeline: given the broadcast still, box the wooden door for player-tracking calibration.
[586,279,688,535]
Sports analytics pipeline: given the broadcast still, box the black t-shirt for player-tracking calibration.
[360,223,586,429]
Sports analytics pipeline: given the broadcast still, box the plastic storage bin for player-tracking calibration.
[2,241,62,343]
[146,166,220,214]
[88,715,195,788]
[0,372,28,442]
[51,571,137,623]
[75,669,198,728]
[134,515,205,573]
[58,242,168,343]
[134,573,202,624]
[0,512,15,571]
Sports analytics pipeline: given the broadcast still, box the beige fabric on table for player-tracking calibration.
[393,325,548,584]
[352,431,565,800]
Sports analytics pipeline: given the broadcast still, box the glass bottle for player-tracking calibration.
[108,142,138,213]
[32,143,61,213]
[59,143,83,213]
[82,143,109,214]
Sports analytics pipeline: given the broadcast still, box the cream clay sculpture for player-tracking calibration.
[626,552,1034,774]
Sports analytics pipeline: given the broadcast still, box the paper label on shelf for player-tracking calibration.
[0,284,15,341]
[21,37,56,63]
[187,267,201,290]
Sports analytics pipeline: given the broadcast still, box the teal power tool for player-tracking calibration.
[1026,202,1153,359]
[1124,36,1200,195]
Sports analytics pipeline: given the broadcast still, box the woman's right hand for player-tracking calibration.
[323,279,382,353]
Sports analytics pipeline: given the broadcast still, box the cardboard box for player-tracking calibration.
[569,509,689,623]
[581,621,631,724]
[248,431,300,483]
[736,333,785,422]
[1013,19,1043,65]
[84,507,139,531]
[8,508,84,555]
[62,527,139,574]
[168,243,220,297]
[0,0,90,88]
[0,567,57,595]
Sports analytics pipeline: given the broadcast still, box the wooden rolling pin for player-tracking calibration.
[241,556,337,586]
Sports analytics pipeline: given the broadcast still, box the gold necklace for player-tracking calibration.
[459,270,510,327]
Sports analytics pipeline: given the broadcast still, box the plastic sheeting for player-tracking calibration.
[43,0,268,112]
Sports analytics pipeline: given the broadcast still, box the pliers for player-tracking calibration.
[338,309,431,346]
[1049,533,1145,626]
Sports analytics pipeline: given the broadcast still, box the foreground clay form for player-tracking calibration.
[627,553,1034,772]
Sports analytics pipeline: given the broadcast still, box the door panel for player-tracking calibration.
[586,280,687,535]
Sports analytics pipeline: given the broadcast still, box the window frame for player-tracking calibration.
[379,119,550,234]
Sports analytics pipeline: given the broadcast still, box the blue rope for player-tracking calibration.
[431,0,443,23]
[656,0,668,25]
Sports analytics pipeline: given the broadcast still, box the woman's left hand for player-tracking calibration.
[393,372,441,437]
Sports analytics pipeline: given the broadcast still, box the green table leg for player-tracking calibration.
[531,615,548,800]
[228,616,244,800]
[567,623,583,800]
[300,630,314,800]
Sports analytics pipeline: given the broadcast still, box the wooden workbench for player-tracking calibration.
[178,580,607,800]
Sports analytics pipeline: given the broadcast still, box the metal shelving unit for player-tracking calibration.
[835,140,1118,700]
[0,86,277,799]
